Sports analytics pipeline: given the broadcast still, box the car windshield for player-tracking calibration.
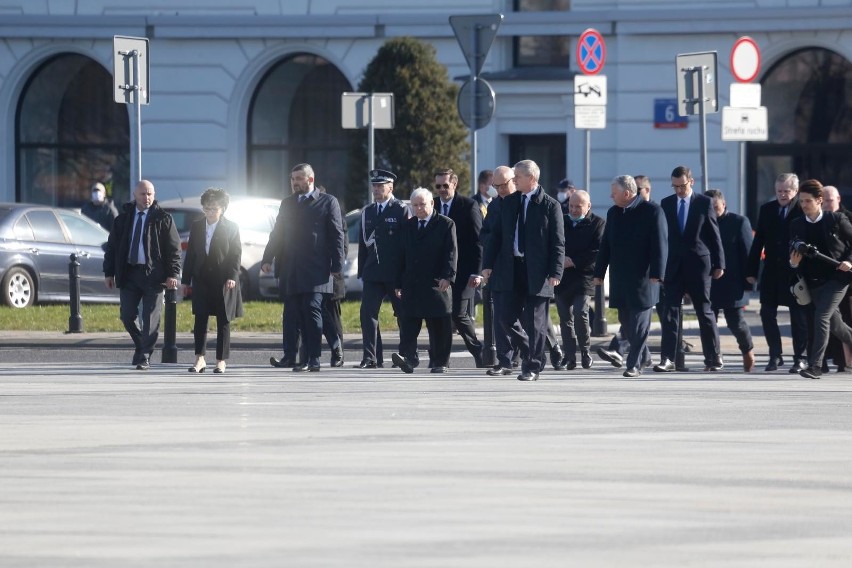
[346,211,361,244]
[168,208,204,234]
[227,204,277,232]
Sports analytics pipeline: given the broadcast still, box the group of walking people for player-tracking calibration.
[101,163,852,381]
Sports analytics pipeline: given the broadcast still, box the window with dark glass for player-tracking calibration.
[514,0,571,68]
[247,53,353,199]
[16,54,130,207]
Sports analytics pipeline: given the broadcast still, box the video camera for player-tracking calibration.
[790,239,840,268]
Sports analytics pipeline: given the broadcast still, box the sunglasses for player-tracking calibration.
[435,183,451,190]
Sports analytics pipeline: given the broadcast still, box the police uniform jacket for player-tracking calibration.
[103,201,181,289]
[747,198,803,305]
[262,191,345,296]
[482,187,565,298]
[557,211,605,298]
[595,198,667,310]
[358,197,408,283]
[710,211,753,309]
[181,216,244,321]
[442,194,483,299]
[396,214,457,318]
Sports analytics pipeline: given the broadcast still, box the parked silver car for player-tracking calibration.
[159,196,281,300]
[0,203,120,308]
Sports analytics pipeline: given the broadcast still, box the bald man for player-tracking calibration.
[104,180,181,370]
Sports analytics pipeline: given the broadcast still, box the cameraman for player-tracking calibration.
[789,179,852,379]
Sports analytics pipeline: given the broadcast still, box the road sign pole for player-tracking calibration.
[584,129,591,193]
[739,141,746,214]
[698,65,709,191]
[469,30,478,196]
[368,94,376,204]
[132,50,142,184]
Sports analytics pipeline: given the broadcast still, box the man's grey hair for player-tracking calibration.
[514,159,540,182]
[613,175,637,196]
[776,172,799,189]
[410,187,433,203]
[291,163,315,180]
[571,189,591,203]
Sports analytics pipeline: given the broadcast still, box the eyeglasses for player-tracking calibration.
[672,183,690,190]
[202,206,221,213]
[435,183,450,190]
[492,178,514,190]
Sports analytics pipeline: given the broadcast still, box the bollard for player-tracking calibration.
[67,253,83,333]
[592,283,607,336]
[481,286,497,367]
[675,297,689,371]
[161,287,178,363]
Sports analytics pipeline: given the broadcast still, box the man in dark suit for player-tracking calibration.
[103,179,182,370]
[391,187,457,374]
[262,163,345,372]
[594,175,668,377]
[356,169,409,369]
[434,168,485,367]
[555,190,605,370]
[654,165,725,373]
[482,159,565,381]
[747,172,807,372]
[705,189,756,372]
[472,169,494,212]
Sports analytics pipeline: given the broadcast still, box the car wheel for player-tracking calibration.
[2,267,36,308]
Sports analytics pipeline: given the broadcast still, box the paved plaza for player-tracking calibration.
[2,335,852,566]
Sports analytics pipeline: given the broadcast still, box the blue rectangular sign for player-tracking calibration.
[654,98,688,129]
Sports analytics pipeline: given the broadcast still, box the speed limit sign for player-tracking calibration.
[654,97,688,129]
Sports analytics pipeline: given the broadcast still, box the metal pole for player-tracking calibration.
[469,27,478,196]
[738,141,746,214]
[481,286,497,367]
[67,254,83,333]
[584,129,591,192]
[368,94,375,204]
[592,283,607,336]
[161,287,178,363]
[697,66,709,191]
[675,297,688,372]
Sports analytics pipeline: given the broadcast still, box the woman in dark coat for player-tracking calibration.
[181,188,244,374]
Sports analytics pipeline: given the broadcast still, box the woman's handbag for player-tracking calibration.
[791,277,811,306]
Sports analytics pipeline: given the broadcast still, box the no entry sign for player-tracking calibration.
[576,28,606,75]
[730,36,761,83]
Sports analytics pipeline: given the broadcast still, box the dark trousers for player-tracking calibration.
[618,306,653,370]
[555,291,591,356]
[661,272,720,366]
[193,314,230,360]
[713,307,753,354]
[493,290,530,368]
[119,265,164,362]
[283,292,324,361]
[322,296,343,350]
[452,293,482,356]
[399,315,453,368]
[360,280,399,363]
[808,279,852,369]
[760,301,808,361]
[495,259,550,373]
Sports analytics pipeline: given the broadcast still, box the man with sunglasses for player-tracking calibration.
[434,169,485,367]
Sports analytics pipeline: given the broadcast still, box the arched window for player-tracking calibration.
[16,54,130,206]
[247,53,352,199]
[748,48,852,215]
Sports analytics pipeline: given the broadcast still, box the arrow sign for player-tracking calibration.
[450,14,503,76]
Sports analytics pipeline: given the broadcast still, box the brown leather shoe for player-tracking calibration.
[743,350,755,372]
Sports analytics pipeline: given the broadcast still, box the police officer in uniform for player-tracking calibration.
[356,169,410,368]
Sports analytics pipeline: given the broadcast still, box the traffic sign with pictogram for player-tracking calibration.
[576,28,606,75]
[730,36,761,83]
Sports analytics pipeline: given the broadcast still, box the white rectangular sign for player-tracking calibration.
[574,75,607,106]
[722,106,768,141]
[730,83,761,108]
[575,105,606,129]
[113,35,149,105]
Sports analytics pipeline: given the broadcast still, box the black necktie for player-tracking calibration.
[418,219,426,231]
[779,206,787,219]
[129,211,144,264]
[443,203,449,216]
[377,203,383,216]
[518,194,527,254]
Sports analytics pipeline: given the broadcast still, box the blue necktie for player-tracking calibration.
[129,211,144,264]
[678,198,686,234]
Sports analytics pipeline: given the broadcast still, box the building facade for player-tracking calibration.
[1,0,850,219]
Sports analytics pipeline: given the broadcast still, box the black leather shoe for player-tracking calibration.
[764,355,781,372]
[517,371,539,381]
[800,365,822,379]
[308,358,321,372]
[270,356,295,368]
[565,359,577,370]
[653,359,676,372]
[581,350,593,369]
[704,359,724,372]
[292,361,308,372]
[623,367,640,378]
[330,347,344,367]
[511,357,520,369]
[550,345,564,370]
[596,347,624,368]
[392,353,414,374]
[353,359,377,369]
[136,357,150,371]
[486,366,512,376]
[789,360,807,374]
[430,366,447,374]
